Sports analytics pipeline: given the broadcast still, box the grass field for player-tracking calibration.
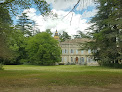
[0,65,122,92]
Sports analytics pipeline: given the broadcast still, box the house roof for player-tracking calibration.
[60,38,92,45]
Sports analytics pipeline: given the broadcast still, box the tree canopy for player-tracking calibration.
[81,0,122,67]
[26,32,61,65]
[0,0,50,59]
[59,31,71,42]
[0,5,12,59]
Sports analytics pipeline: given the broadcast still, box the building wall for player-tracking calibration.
[60,39,98,65]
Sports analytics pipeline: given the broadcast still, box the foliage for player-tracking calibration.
[74,31,90,39]
[3,30,27,65]
[26,32,61,65]
[78,31,91,38]
[0,63,3,70]
[59,31,71,42]
[0,5,13,59]
[0,0,50,61]
[0,0,50,15]
[16,12,34,36]
[46,29,53,35]
[81,0,122,67]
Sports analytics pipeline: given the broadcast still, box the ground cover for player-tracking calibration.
[0,65,122,92]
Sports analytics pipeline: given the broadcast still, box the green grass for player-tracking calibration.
[0,65,122,88]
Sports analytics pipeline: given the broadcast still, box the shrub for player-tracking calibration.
[59,62,64,65]
[66,62,70,65]
[19,59,28,64]
[0,63,4,70]
[71,63,76,65]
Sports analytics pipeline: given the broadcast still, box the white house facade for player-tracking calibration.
[54,31,98,65]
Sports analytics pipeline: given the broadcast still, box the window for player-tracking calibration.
[76,50,78,54]
[65,49,67,53]
[74,58,75,62]
[64,49,68,54]
[67,49,68,53]
[80,57,84,63]
[71,57,73,62]
[64,57,67,63]
[88,49,91,54]
[81,50,84,54]
[62,57,63,62]
[89,58,91,63]
[62,49,64,54]
[80,57,82,62]
[71,49,74,53]
[87,57,91,63]
[82,57,84,62]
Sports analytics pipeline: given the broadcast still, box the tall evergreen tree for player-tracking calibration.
[81,0,122,67]
[17,12,35,36]
[0,5,12,59]
[78,31,91,38]
[59,31,71,42]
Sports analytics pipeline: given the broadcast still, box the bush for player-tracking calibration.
[66,62,70,65]
[0,63,4,70]
[70,63,76,65]
[98,58,122,68]
[59,62,64,65]
[19,59,28,64]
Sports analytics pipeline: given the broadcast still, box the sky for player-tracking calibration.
[17,0,98,36]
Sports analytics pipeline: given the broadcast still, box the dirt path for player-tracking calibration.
[1,85,122,92]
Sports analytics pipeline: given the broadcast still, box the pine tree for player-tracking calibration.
[82,0,122,67]
[17,12,35,36]
[59,31,71,42]
[0,5,12,59]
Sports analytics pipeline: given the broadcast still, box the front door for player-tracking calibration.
[76,57,78,64]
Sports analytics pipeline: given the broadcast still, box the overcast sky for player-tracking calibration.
[20,0,98,36]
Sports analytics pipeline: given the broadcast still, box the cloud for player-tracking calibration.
[16,0,98,37]
[46,0,77,10]
[81,9,98,19]
[46,0,95,11]
[21,8,91,36]
[76,0,95,10]
[23,8,36,19]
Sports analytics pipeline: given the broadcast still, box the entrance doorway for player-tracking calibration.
[75,57,78,64]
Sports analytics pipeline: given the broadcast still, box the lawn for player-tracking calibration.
[0,65,122,92]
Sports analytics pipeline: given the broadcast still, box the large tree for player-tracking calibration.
[82,0,122,67]
[26,32,61,65]
[17,12,35,36]
[0,5,12,59]
[4,29,27,65]
[0,0,50,59]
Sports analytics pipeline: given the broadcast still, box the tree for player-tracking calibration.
[59,31,71,42]
[0,0,50,60]
[26,32,61,65]
[0,0,50,15]
[82,0,122,67]
[5,29,27,65]
[78,31,91,38]
[17,12,35,36]
[46,29,53,35]
[0,63,3,70]
[0,5,12,59]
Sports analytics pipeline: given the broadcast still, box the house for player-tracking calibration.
[54,31,98,65]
